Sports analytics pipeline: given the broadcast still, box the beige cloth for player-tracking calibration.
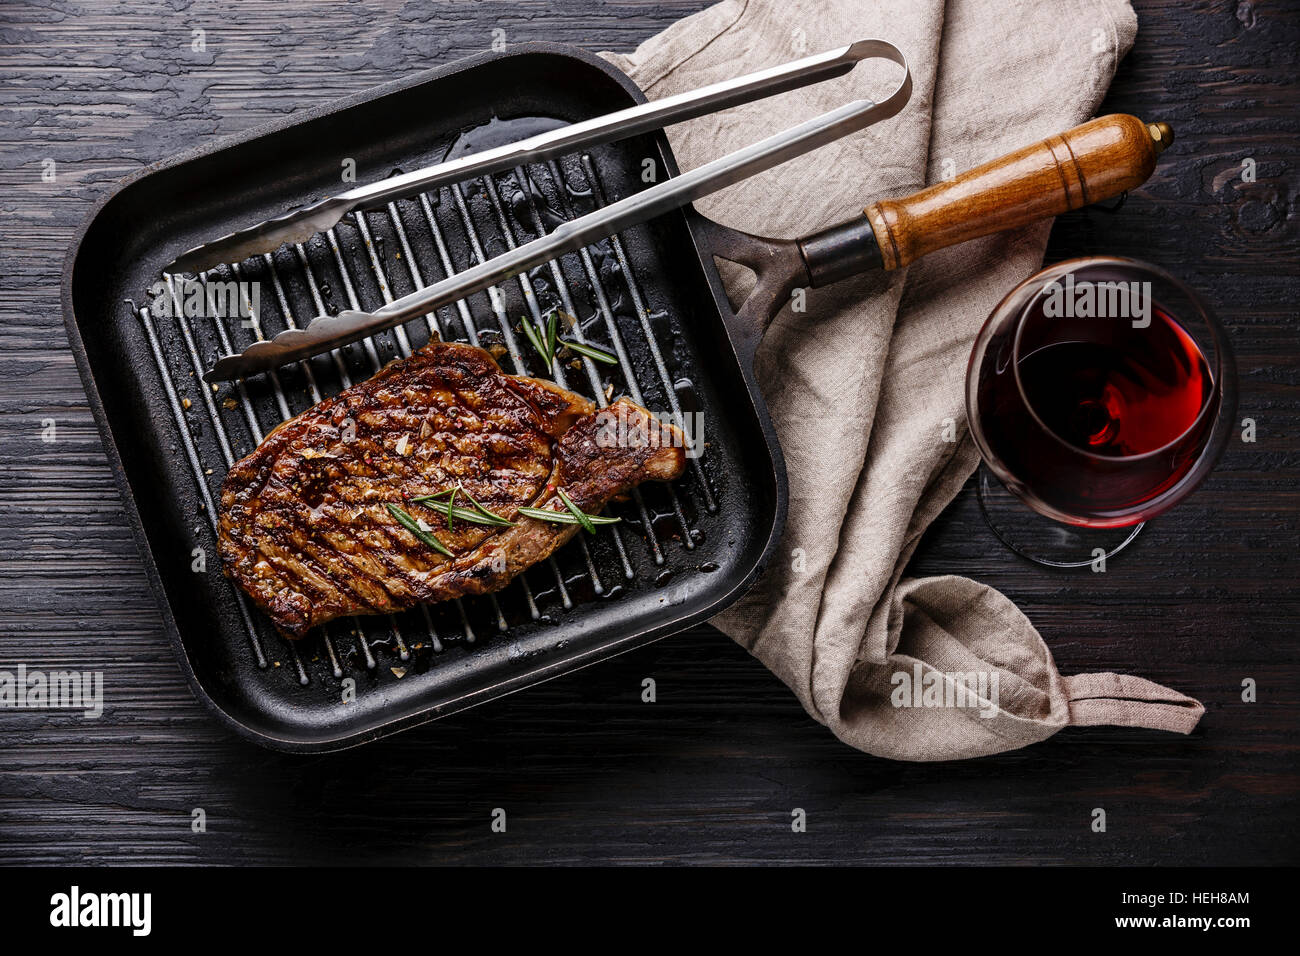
[602,0,1205,760]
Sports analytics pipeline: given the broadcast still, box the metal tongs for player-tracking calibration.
[190,39,910,382]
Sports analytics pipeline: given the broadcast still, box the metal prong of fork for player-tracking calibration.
[166,38,894,276]
[204,41,911,382]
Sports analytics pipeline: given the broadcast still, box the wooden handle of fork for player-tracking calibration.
[864,114,1173,270]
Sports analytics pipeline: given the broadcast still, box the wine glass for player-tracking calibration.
[965,256,1236,567]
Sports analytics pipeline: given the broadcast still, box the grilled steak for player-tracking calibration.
[218,341,686,637]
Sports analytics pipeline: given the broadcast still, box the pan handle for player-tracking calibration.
[798,114,1173,283]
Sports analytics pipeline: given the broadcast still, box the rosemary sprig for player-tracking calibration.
[518,488,617,532]
[457,484,504,522]
[386,503,453,556]
[516,506,621,527]
[519,309,620,371]
[556,487,596,534]
[518,315,552,371]
[411,485,515,528]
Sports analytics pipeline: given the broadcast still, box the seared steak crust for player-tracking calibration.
[218,341,686,637]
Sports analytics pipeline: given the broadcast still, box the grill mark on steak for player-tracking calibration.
[219,340,687,638]
[286,524,399,612]
[252,501,393,614]
[262,528,380,612]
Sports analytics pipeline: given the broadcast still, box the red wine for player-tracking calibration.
[1016,307,1212,458]
[969,264,1221,527]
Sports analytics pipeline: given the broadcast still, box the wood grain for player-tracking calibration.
[867,115,1167,269]
[1,0,1297,866]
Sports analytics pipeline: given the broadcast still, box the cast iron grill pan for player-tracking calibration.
[64,45,784,751]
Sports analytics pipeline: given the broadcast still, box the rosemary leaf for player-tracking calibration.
[556,487,597,534]
[560,338,619,366]
[419,487,456,500]
[545,308,559,360]
[518,315,552,371]
[386,503,453,556]
[517,506,620,527]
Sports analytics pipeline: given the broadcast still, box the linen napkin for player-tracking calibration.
[601,0,1205,760]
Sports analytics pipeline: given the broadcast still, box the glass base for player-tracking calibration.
[976,466,1144,568]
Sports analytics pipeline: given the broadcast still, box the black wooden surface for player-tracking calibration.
[1,0,1296,865]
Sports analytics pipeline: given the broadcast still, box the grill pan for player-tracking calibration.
[64,41,1169,752]
[65,44,799,752]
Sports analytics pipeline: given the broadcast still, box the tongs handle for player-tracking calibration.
[864,114,1173,270]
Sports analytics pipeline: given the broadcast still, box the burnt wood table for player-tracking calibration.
[1,0,1295,865]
